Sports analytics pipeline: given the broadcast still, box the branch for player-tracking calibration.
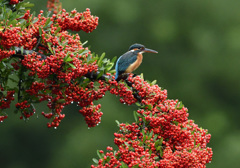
[11,48,143,103]
[12,47,47,60]
[84,71,111,81]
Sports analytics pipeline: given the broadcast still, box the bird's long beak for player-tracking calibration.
[144,48,158,53]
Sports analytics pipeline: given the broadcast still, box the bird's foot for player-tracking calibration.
[116,73,130,82]
[132,74,138,78]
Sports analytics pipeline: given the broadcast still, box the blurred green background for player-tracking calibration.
[1,0,240,167]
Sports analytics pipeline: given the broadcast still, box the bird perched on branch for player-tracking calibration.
[115,43,158,81]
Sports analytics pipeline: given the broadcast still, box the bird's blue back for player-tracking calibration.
[115,50,138,79]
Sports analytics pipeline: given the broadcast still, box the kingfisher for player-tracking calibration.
[115,43,158,81]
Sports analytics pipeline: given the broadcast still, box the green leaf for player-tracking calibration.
[105,156,110,162]
[68,63,76,69]
[149,112,153,118]
[32,18,39,24]
[147,104,153,110]
[46,11,52,17]
[97,71,104,79]
[78,49,89,56]
[155,137,163,148]
[42,62,46,66]
[148,131,153,140]
[92,158,98,164]
[44,18,52,28]
[115,120,120,127]
[87,55,92,63]
[55,27,61,34]
[7,10,12,18]
[151,80,157,85]
[102,58,108,63]
[135,102,141,106]
[143,133,146,142]
[141,128,145,136]
[149,149,152,157]
[111,56,117,63]
[133,111,138,122]
[124,142,129,147]
[159,137,163,145]
[87,56,98,64]
[153,134,158,141]
[172,120,179,126]
[195,143,200,148]
[97,52,105,65]
[98,67,105,71]
[82,40,88,46]
[108,69,116,74]
[105,63,114,72]
[120,162,128,168]
[156,106,162,112]
[63,52,69,61]
[20,46,24,54]
[47,42,54,54]
[175,101,184,110]
[21,2,34,8]
[97,150,104,159]
[159,147,163,157]
[64,56,73,62]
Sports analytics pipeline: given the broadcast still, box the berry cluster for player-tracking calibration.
[1,3,213,167]
[0,6,100,127]
[15,100,35,120]
[0,87,15,109]
[0,49,15,61]
[47,0,62,14]
[57,8,99,33]
[42,112,65,128]
[109,79,137,105]
[91,75,213,167]
[0,86,15,122]
[0,27,22,50]
[9,0,23,5]
[79,103,103,127]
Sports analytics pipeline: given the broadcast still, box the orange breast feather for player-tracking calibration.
[125,53,143,73]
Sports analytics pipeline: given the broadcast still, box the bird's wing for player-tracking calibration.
[116,51,138,75]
